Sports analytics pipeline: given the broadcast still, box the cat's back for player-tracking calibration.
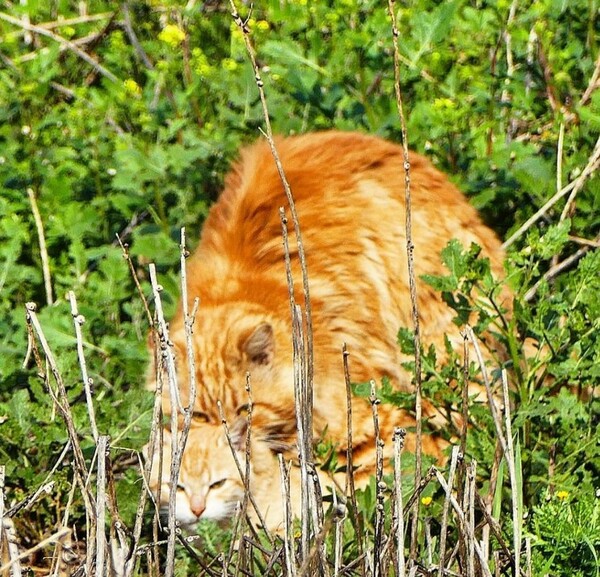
[191,131,503,287]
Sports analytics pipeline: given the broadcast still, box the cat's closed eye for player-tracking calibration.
[209,479,226,490]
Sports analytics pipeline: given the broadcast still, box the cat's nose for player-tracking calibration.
[190,495,206,518]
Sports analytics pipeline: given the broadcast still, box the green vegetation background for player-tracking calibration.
[0,1,598,574]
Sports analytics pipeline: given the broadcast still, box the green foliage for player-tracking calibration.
[0,0,598,574]
[528,490,600,577]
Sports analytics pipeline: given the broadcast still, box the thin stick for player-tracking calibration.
[126,353,167,577]
[34,12,113,29]
[332,488,345,577]
[279,455,297,577]
[230,0,314,424]
[292,303,311,564]
[500,0,519,141]
[27,188,53,306]
[116,234,153,328]
[24,303,97,573]
[342,344,366,577]
[238,373,254,543]
[438,447,460,577]
[465,460,477,577]
[0,466,22,577]
[393,427,407,577]
[148,265,181,577]
[434,469,493,577]
[68,291,99,442]
[216,402,273,543]
[503,135,600,248]
[502,370,521,577]
[95,436,109,577]
[121,1,154,70]
[370,381,385,577]
[387,0,423,562]
[50,468,77,577]
[579,52,600,106]
[524,236,597,301]
[0,528,71,574]
[474,492,515,563]
[0,11,118,82]
[482,439,504,563]
[176,227,199,479]
[5,441,70,518]
[466,327,508,456]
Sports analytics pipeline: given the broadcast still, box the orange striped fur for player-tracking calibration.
[145,131,508,530]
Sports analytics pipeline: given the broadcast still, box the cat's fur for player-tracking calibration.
[145,418,338,532]
[146,131,508,528]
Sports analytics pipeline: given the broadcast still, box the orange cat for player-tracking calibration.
[145,418,339,532]
[145,131,508,528]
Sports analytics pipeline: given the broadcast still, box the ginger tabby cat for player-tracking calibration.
[145,131,508,531]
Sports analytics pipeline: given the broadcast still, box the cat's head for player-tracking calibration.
[144,416,293,531]
[146,303,295,425]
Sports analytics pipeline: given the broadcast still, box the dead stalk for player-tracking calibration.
[24,303,97,572]
[438,446,460,577]
[386,0,423,561]
[95,436,109,577]
[216,402,273,544]
[148,263,183,577]
[0,11,118,82]
[393,427,407,577]
[229,0,314,394]
[116,234,153,327]
[503,135,600,248]
[502,370,521,577]
[434,469,493,577]
[26,188,53,306]
[370,381,386,577]
[279,455,297,577]
[342,343,365,577]
[0,528,70,575]
[68,291,99,442]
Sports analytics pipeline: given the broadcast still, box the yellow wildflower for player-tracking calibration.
[256,20,270,31]
[222,58,239,72]
[556,490,569,500]
[123,79,142,97]
[433,98,456,110]
[159,24,186,47]
[421,496,433,507]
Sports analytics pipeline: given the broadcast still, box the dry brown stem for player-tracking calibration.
[68,291,99,443]
[369,381,386,577]
[24,303,97,573]
[434,469,493,577]
[95,436,109,577]
[438,446,460,577]
[524,235,598,302]
[503,135,600,248]
[26,188,53,306]
[0,11,118,82]
[392,427,407,577]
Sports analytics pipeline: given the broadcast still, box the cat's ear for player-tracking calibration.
[242,322,274,366]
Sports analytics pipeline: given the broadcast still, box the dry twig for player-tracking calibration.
[0,11,118,83]
[386,0,423,563]
[26,188,53,306]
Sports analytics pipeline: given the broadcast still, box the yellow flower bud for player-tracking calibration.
[123,79,142,97]
[158,24,186,47]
